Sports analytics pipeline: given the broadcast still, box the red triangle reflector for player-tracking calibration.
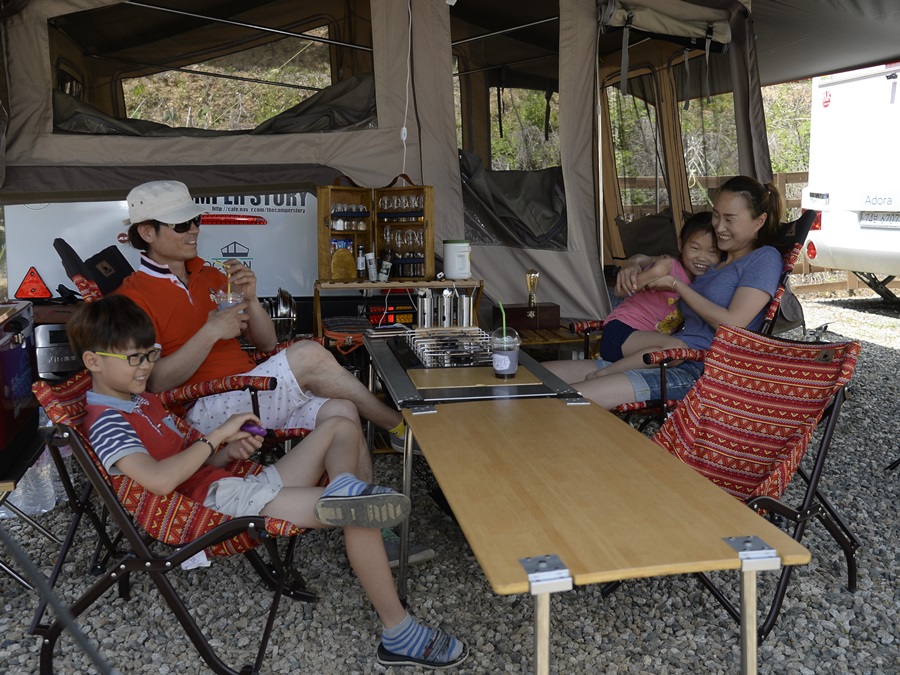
[15,267,53,299]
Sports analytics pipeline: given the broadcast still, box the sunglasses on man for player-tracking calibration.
[161,217,200,233]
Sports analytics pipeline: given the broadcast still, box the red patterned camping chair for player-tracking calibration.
[32,372,318,675]
[649,323,860,641]
[578,209,817,429]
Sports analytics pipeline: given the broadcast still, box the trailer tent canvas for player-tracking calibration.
[1,0,900,319]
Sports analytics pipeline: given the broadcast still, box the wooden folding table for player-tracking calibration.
[402,398,810,675]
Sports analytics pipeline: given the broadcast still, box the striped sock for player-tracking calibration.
[382,612,464,664]
[321,473,394,498]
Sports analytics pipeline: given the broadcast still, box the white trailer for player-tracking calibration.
[801,62,900,300]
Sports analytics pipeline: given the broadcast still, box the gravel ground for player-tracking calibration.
[1,292,898,674]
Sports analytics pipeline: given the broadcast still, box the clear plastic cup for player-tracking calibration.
[215,290,243,311]
[491,327,520,379]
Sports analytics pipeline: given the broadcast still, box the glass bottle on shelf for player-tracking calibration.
[356,245,366,278]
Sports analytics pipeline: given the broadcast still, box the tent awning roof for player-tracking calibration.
[450,0,900,90]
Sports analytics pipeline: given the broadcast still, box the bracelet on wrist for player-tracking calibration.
[198,437,217,456]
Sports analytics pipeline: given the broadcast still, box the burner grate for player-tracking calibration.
[404,327,493,368]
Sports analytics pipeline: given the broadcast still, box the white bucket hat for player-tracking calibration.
[126,180,205,225]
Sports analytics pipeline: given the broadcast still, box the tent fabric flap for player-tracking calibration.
[460,150,567,251]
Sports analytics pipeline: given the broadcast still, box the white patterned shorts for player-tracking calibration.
[185,350,329,434]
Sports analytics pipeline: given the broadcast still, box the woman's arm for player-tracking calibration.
[650,275,770,330]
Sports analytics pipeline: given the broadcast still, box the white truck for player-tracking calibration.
[801,62,900,300]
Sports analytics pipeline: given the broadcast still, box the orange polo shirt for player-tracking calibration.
[117,255,256,388]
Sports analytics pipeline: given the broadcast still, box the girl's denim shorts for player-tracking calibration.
[593,358,704,402]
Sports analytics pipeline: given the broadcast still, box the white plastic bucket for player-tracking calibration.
[443,240,471,280]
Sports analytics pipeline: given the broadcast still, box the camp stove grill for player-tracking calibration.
[387,327,492,369]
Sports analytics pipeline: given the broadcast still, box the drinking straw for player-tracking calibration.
[498,300,506,336]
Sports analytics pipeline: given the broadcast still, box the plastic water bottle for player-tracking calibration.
[0,448,57,517]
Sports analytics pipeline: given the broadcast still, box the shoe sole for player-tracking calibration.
[376,642,469,670]
[314,493,410,528]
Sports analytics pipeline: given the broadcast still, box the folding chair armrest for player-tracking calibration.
[158,375,278,407]
[569,319,603,334]
[568,320,604,359]
[641,347,706,365]
[250,337,325,363]
[268,427,312,442]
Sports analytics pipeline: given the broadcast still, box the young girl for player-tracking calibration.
[68,295,468,670]
[596,212,720,372]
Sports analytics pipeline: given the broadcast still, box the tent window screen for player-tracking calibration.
[489,87,560,172]
[606,77,671,223]
[679,90,740,210]
[48,1,376,136]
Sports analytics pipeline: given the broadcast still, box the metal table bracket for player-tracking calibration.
[520,554,572,675]
[724,536,782,675]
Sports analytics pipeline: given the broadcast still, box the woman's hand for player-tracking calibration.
[615,260,644,296]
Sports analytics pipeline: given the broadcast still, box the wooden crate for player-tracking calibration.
[317,183,434,282]
[373,184,435,281]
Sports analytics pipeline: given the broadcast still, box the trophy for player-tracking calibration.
[526,269,540,308]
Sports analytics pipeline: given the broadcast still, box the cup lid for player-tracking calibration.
[443,239,469,244]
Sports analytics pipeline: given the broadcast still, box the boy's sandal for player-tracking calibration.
[376,641,469,670]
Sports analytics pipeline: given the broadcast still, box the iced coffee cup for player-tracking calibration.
[491,327,520,379]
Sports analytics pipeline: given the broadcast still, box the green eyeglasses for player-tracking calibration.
[161,217,200,233]
[95,347,162,366]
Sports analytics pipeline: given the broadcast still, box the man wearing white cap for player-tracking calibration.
[117,180,434,567]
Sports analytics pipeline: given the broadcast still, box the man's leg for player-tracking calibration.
[286,341,403,431]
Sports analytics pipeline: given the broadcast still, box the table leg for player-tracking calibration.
[740,568,759,675]
[365,355,376,453]
[534,592,551,675]
[397,427,414,603]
